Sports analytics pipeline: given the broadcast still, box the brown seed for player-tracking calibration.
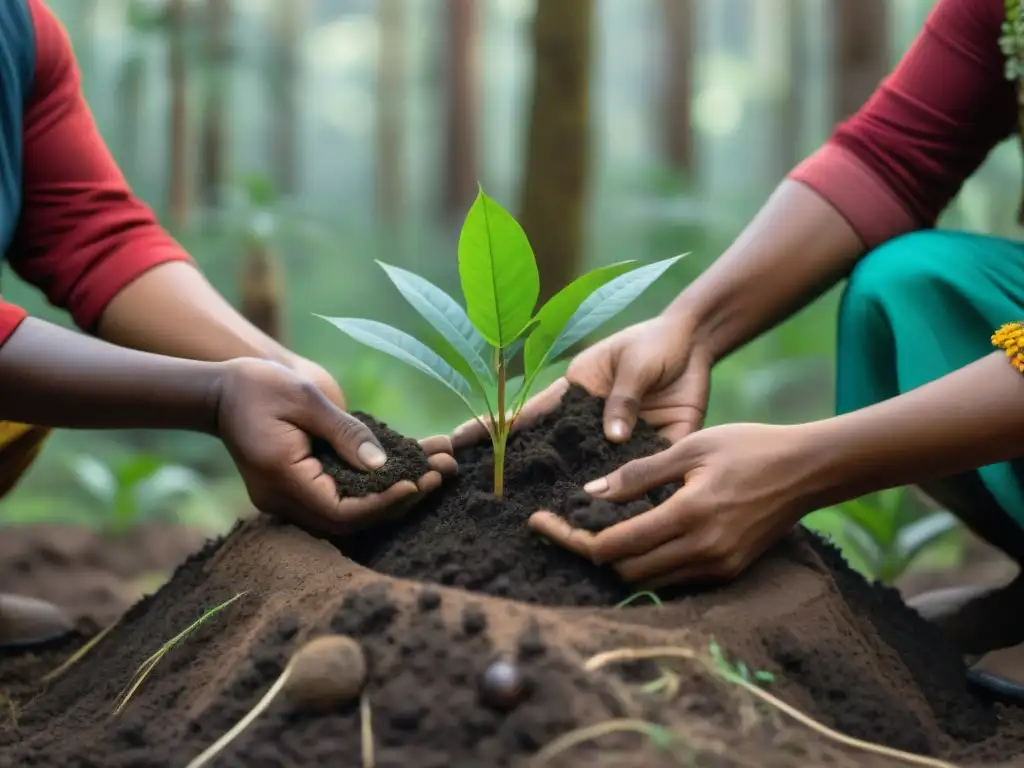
[283,635,367,714]
[479,658,524,711]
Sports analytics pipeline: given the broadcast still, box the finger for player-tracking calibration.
[528,511,597,560]
[584,443,692,501]
[611,533,715,583]
[450,413,493,450]
[588,489,697,563]
[659,364,710,443]
[419,434,454,457]
[286,456,419,529]
[414,470,443,495]
[509,377,570,431]
[426,452,458,476]
[292,389,388,472]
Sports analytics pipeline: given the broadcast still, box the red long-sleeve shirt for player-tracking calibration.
[791,0,1018,247]
[0,0,190,344]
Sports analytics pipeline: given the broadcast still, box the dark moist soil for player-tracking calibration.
[312,413,431,496]
[4,389,1024,766]
[341,386,677,606]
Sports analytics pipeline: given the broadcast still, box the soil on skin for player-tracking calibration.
[312,414,430,496]
[3,390,1024,766]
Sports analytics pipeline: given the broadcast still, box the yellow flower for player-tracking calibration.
[992,322,1024,372]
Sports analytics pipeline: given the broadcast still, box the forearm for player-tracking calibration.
[0,317,223,433]
[800,353,1024,507]
[665,181,865,362]
[97,261,293,366]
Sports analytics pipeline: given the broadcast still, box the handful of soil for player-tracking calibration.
[311,415,431,496]
[339,387,679,606]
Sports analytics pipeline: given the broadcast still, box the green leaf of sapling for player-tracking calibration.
[502,338,525,366]
[837,498,892,548]
[457,189,540,348]
[895,510,959,565]
[376,261,494,387]
[544,254,687,364]
[317,316,475,408]
[523,261,639,378]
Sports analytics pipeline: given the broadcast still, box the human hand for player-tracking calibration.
[529,423,817,588]
[213,358,456,535]
[288,354,347,409]
[451,316,711,449]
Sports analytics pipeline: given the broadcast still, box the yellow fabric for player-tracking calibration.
[992,321,1024,373]
[0,421,50,500]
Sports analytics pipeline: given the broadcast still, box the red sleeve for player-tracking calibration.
[6,0,192,335]
[789,0,1017,247]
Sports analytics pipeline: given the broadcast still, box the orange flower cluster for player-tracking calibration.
[992,321,1024,373]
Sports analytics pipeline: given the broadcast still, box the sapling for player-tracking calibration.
[319,188,685,495]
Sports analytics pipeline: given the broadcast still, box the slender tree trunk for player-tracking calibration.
[118,53,144,174]
[271,1,306,195]
[240,239,285,343]
[376,0,404,222]
[441,0,480,221]
[167,0,190,230]
[519,0,594,304]
[658,0,695,176]
[831,0,890,125]
[199,0,231,209]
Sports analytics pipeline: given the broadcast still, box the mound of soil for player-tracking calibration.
[341,387,679,606]
[0,522,208,627]
[3,389,1024,767]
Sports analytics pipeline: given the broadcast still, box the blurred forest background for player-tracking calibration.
[3,0,1020,583]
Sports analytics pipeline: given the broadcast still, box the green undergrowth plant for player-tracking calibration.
[837,487,960,584]
[71,453,205,535]
[319,188,685,495]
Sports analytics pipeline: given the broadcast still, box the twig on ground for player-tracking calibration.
[530,718,679,765]
[581,646,959,768]
[41,620,120,684]
[361,692,375,768]
[112,591,248,715]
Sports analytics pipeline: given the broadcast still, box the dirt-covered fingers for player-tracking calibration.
[583,443,692,501]
[527,511,598,560]
[419,435,458,476]
[584,488,695,564]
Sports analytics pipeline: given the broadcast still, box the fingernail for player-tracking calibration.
[357,442,387,470]
[584,477,608,495]
[607,420,628,441]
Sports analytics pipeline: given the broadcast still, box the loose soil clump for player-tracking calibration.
[3,389,1024,766]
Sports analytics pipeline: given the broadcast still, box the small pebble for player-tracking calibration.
[418,589,442,612]
[479,658,525,712]
[461,605,487,636]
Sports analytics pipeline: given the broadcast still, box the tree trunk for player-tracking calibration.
[657,0,695,176]
[271,1,306,196]
[441,0,480,221]
[518,0,594,305]
[167,0,190,230]
[199,0,231,209]
[376,0,404,222]
[240,239,285,343]
[831,0,890,125]
[118,54,144,174]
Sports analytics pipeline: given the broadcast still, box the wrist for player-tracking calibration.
[660,294,721,364]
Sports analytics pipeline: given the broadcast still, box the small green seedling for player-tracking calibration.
[838,487,959,584]
[615,591,663,608]
[71,453,204,535]
[708,639,774,687]
[319,188,685,495]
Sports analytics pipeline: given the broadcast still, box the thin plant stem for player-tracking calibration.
[582,647,958,768]
[41,619,119,683]
[184,668,291,768]
[493,348,507,496]
[112,591,247,715]
[530,718,672,764]
[361,692,375,768]
[615,591,663,608]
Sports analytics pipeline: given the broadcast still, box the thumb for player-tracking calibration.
[584,440,696,501]
[603,364,654,443]
[292,390,388,472]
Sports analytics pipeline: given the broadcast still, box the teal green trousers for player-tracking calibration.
[837,230,1024,532]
